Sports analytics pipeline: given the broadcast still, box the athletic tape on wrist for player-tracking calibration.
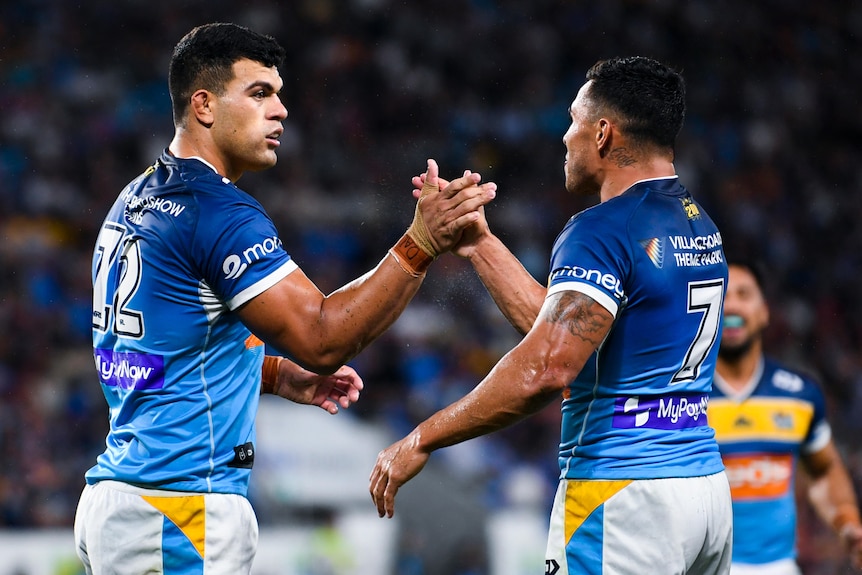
[390,233,434,276]
[833,507,861,534]
[262,355,283,394]
[406,174,441,258]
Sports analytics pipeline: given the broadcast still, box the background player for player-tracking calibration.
[74,22,496,575]
[710,261,862,574]
[370,56,732,575]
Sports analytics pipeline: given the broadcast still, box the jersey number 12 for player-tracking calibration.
[92,222,144,338]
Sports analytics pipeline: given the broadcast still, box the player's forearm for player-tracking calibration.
[413,338,570,453]
[808,464,861,536]
[305,250,425,371]
[467,232,546,335]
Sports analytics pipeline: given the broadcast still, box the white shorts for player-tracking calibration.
[545,472,733,575]
[74,481,259,575]
[729,559,801,575]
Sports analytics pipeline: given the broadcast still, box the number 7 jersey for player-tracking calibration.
[547,177,727,480]
[89,151,298,495]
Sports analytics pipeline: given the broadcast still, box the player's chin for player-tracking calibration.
[247,153,279,172]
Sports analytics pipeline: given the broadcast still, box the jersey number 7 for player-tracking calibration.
[670,278,724,385]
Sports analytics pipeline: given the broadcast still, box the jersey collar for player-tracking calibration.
[713,356,764,402]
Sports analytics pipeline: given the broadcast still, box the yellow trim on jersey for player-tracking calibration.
[142,494,206,558]
[564,479,632,541]
[708,396,813,443]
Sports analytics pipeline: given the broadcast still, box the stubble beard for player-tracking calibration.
[565,164,600,197]
[718,337,756,363]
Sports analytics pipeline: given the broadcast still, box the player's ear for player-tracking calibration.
[190,89,215,128]
[596,118,613,155]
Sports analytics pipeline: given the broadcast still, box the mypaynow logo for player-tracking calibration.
[612,394,709,430]
[94,349,165,390]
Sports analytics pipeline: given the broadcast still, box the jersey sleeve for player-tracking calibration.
[801,374,832,454]
[546,210,630,317]
[192,192,297,311]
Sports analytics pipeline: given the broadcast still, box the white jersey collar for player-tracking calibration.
[713,356,764,402]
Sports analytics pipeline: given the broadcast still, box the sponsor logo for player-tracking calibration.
[612,393,710,430]
[668,233,724,268]
[672,249,724,267]
[772,369,803,393]
[639,238,664,268]
[122,192,187,224]
[94,348,164,390]
[668,233,723,251]
[545,559,560,575]
[550,266,624,299]
[723,454,792,499]
[223,235,283,280]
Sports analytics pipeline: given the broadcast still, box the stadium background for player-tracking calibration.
[1,0,861,573]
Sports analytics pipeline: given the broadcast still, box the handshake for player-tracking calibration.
[390,159,497,277]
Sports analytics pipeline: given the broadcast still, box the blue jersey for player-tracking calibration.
[548,177,727,480]
[88,151,297,496]
[709,357,830,565]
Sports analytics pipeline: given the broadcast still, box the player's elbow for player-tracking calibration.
[282,339,361,376]
[527,346,589,400]
[531,365,572,396]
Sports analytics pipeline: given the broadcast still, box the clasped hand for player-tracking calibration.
[409,159,496,256]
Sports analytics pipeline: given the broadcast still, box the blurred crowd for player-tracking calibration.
[1,0,861,572]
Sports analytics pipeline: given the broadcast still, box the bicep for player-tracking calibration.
[518,290,614,386]
[539,290,614,346]
[236,267,326,356]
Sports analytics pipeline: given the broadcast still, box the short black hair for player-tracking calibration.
[168,22,286,126]
[585,56,686,150]
[727,258,769,295]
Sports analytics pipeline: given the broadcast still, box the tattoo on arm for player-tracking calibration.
[544,291,611,347]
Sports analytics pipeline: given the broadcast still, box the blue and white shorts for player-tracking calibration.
[74,480,259,575]
[545,472,732,575]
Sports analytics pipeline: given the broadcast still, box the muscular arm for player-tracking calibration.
[462,232,547,335]
[369,291,614,517]
[415,170,546,335]
[238,166,496,374]
[239,257,423,374]
[801,441,862,568]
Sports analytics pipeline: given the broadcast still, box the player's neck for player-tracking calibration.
[715,345,762,391]
[599,158,676,203]
[169,131,235,181]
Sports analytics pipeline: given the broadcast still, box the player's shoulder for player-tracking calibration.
[757,357,824,400]
[157,152,264,209]
[572,177,690,223]
[564,193,634,235]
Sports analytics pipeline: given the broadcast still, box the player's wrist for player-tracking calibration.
[405,171,442,258]
[462,230,496,261]
[389,232,435,277]
[833,507,861,539]
[261,355,283,395]
[406,211,440,259]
